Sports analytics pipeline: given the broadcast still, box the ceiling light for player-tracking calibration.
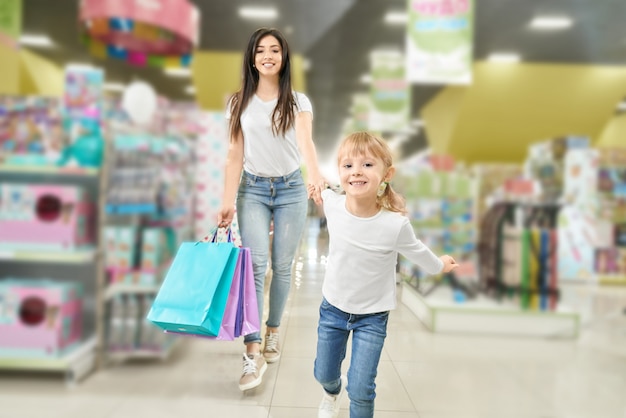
[185,85,196,95]
[164,67,191,77]
[488,53,521,63]
[104,82,126,92]
[65,63,100,71]
[19,34,54,48]
[384,11,408,25]
[238,6,278,20]
[530,16,572,30]
[303,58,311,72]
[360,74,372,84]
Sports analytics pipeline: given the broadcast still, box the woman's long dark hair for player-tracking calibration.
[228,27,296,141]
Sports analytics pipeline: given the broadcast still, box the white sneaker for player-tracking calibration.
[318,375,347,418]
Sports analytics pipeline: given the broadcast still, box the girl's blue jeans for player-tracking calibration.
[236,169,308,345]
[314,298,389,418]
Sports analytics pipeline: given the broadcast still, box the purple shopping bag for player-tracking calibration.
[213,249,244,340]
[237,247,260,337]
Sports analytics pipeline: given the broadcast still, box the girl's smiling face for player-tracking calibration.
[338,152,386,200]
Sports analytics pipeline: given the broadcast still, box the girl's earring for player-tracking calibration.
[377,181,388,197]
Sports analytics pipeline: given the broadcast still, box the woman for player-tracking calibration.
[217,27,325,391]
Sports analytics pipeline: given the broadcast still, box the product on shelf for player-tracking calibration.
[0,183,96,250]
[0,279,83,358]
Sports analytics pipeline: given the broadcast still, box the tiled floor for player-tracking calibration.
[1,219,626,418]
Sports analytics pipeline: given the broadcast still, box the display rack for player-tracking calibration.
[0,165,104,384]
[98,131,194,365]
[401,281,579,338]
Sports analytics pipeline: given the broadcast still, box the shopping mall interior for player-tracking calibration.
[1,0,626,417]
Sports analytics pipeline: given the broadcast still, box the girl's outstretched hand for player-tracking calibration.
[440,255,459,273]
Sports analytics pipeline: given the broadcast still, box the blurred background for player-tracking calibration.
[1,0,626,417]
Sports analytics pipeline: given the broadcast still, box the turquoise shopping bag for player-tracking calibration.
[147,241,240,336]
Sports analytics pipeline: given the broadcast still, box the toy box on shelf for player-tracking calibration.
[0,96,66,167]
[559,148,626,284]
[0,182,96,250]
[395,152,477,292]
[0,279,83,358]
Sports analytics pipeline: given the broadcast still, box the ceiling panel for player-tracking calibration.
[20,0,626,160]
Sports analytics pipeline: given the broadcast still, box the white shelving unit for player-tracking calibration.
[401,282,580,338]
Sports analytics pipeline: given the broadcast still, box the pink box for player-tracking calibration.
[0,280,83,358]
[0,183,95,249]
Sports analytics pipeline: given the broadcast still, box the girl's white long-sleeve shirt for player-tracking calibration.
[321,189,444,314]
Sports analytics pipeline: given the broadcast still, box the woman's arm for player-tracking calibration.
[218,132,244,227]
[295,111,324,204]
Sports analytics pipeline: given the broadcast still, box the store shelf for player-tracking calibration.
[0,247,97,263]
[400,282,580,338]
[105,283,161,300]
[0,164,99,177]
[0,336,97,386]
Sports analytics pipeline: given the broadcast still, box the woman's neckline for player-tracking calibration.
[255,93,278,104]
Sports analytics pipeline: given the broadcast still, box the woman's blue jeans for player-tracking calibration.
[314,298,388,418]
[236,169,308,345]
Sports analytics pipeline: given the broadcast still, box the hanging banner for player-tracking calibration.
[406,0,473,84]
[369,50,410,132]
[0,0,21,49]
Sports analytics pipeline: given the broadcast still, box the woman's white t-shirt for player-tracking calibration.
[226,92,313,177]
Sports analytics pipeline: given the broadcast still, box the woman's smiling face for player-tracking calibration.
[254,35,283,76]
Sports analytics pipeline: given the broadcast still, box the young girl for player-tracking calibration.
[217,27,325,391]
[311,132,458,418]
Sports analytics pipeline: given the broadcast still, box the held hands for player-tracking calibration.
[307,175,327,205]
[439,255,459,273]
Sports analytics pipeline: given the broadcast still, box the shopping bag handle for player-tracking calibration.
[197,226,233,245]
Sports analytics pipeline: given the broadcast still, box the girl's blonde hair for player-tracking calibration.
[337,131,407,214]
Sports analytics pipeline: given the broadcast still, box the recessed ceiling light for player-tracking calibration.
[164,67,191,77]
[65,63,100,71]
[19,34,54,48]
[530,16,572,30]
[384,11,408,25]
[488,53,521,63]
[104,82,126,92]
[239,6,278,20]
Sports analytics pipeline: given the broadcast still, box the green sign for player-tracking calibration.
[0,0,22,40]
[369,50,410,132]
[406,0,473,84]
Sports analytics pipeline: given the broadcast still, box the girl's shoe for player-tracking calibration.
[318,375,347,418]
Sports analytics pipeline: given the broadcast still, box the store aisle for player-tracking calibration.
[1,218,626,418]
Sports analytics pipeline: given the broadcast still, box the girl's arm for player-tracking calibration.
[295,111,324,204]
[217,132,244,227]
